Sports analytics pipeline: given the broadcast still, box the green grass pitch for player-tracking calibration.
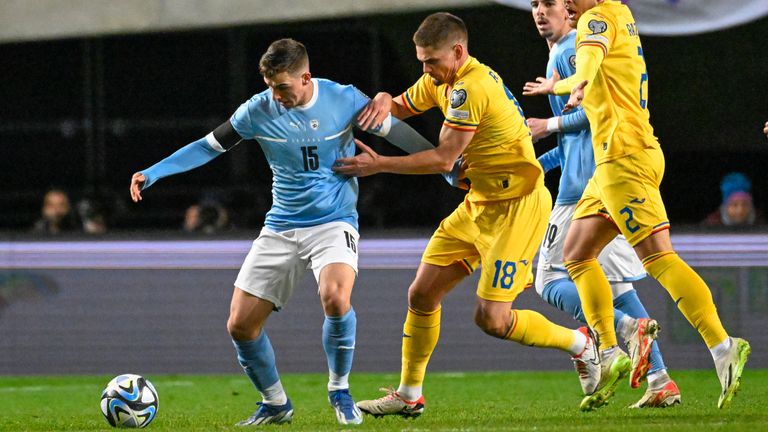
[2,370,766,431]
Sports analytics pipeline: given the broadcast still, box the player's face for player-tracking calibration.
[531,0,570,42]
[264,71,312,108]
[416,43,461,86]
[564,0,599,24]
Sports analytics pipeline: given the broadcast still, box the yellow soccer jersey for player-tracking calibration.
[400,56,543,202]
[557,1,659,164]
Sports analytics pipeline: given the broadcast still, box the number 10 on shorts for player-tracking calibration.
[492,260,517,289]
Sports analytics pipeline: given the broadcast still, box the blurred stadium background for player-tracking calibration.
[1,0,767,376]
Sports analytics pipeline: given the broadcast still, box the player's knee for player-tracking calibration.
[473,309,509,339]
[407,283,439,311]
[320,295,350,316]
[319,282,352,316]
[227,316,259,341]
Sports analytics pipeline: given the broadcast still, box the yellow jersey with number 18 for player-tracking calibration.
[399,56,543,202]
[574,1,659,164]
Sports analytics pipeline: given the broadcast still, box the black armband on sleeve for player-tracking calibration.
[212,121,243,151]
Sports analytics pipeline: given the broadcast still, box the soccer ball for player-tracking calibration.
[100,374,159,428]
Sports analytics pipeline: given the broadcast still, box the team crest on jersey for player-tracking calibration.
[310,119,319,130]
[569,55,576,69]
[450,89,467,108]
[588,19,607,34]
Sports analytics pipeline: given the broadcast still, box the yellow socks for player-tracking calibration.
[400,307,441,388]
[643,251,728,347]
[504,309,576,352]
[564,258,617,349]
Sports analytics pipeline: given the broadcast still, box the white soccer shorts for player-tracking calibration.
[234,221,359,310]
[535,203,646,296]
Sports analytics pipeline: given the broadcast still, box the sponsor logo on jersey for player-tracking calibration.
[450,89,467,108]
[569,55,576,69]
[447,108,470,120]
[310,119,319,130]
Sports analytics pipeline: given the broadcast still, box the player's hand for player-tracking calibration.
[130,172,146,202]
[526,117,551,143]
[763,120,768,138]
[522,69,561,96]
[332,139,381,177]
[357,92,393,131]
[442,157,470,190]
[562,80,588,113]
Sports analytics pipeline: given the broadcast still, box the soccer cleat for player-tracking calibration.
[236,399,294,426]
[629,379,681,408]
[356,388,425,418]
[579,347,631,411]
[571,327,601,395]
[715,337,751,409]
[625,318,660,388]
[328,389,363,425]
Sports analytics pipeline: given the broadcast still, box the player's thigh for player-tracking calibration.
[564,178,621,260]
[408,261,469,311]
[421,200,480,273]
[228,287,275,339]
[235,227,305,312]
[597,148,670,247]
[597,234,645,284]
[299,221,359,313]
[476,187,551,303]
[536,203,577,295]
[415,202,479,309]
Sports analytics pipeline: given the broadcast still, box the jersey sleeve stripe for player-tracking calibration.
[443,122,477,132]
[577,41,608,57]
[401,93,424,114]
[444,118,480,127]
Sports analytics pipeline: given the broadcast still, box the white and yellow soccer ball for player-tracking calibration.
[100,374,159,428]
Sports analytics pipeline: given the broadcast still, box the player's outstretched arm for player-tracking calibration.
[763,120,768,138]
[129,120,240,202]
[333,125,471,177]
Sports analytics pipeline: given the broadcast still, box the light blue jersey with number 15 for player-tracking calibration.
[231,78,368,232]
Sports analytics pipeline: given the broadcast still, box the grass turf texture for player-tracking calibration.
[2,370,766,431]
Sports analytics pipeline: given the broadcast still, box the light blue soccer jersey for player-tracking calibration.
[230,78,366,232]
[545,31,595,205]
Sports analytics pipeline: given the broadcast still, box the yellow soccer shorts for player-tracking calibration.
[422,186,551,303]
[574,146,670,246]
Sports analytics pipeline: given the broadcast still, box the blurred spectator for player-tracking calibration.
[702,172,764,226]
[183,199,231,234]
[31,189,78,235]
[77,197,108,235]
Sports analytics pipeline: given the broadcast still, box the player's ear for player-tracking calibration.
[301,71,312,85]
[452,43,464,59]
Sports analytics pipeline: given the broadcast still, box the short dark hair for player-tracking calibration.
[413,12,468,49]
[259,38,309,78]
